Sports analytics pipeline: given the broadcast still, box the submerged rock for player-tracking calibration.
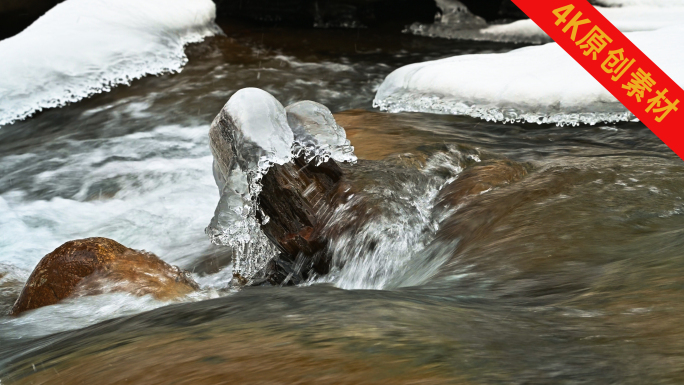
[435,159,528,211]
[10,237,198,315]
[434,160,529,243]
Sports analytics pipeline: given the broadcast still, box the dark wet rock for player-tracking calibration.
[10,237,198,315]
[214,0,437,27]
[458,0,607,22]
[249,253,307,286]
[497,0,527,20]
[0,0,63,40]
[259,157,344,260]
[457,0,522,21]
[253,156,352,284]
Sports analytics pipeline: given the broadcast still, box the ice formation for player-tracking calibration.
[375,25,684,126]
[206,89,356,280]
[0,0,219,126]
[286,101,357,165]
[407,0,684,44]
[206,88,295,279]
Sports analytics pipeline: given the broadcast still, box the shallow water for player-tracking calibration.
[1,21,684,384]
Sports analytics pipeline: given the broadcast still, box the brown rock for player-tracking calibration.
[434,160,529,246]
[334,109,446,161]
[10,237,198,315]
[435,159,528,210]
[256,156,351,282]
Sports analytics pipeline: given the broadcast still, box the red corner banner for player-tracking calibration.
[511,0,684,159]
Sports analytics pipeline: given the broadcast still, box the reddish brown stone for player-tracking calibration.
[10,237,198,315]
[257,156,350,279]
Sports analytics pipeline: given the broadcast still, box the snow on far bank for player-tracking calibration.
[0,0,219,127]
[480,6,684,43]
[596,0,684,6]
[374,25,684,126]
[408,1,684,44]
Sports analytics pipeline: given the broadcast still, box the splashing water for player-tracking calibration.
[319,145,473,290]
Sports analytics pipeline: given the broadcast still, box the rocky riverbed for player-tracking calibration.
[1,2,684,384]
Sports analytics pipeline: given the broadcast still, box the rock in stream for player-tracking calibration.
[10,237,198,315]
[207,88,357,285]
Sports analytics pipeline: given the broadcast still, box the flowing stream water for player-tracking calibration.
[1,20,683,384]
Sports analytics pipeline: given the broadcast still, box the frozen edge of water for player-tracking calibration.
[373,94,637,126]
[0,29,219,127]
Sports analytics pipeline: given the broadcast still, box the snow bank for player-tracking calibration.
[374,25,684,125]
[596,0,684,6]
[0,0,218,126]
[479,6,684,43]
[408,1,684,44]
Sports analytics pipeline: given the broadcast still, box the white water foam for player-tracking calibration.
[0,124,218,271]
[0,0,219,127]
[319,147,467,290]
[0,117,240,333]
[375,25,684,126]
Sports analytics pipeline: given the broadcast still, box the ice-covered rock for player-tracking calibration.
[375,25,684,126]
[206,89,359,282]
[287,101,357,165]
[0,0,219,127]
[433,0,487,29]
[406,0,487,40]
[207,88,295,279]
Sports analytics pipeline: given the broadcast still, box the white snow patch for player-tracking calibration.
[408,1,684,44]
[0,0,219,126]
[596,0,684,6]
[375,25,684,125]
[479,6,684,43]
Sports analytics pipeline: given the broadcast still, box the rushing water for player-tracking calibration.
[1,20,684,384]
